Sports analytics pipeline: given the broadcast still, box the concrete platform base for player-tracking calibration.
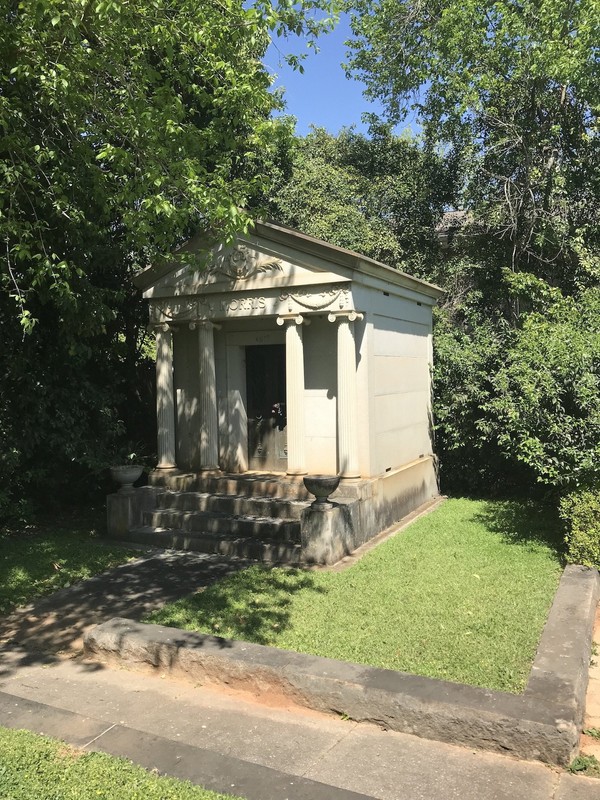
[106,457,439,565]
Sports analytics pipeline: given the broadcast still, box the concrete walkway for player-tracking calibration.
[1,549,600,800]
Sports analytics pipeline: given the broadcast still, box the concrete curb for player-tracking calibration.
[0,691,374,800]
[84,564,600,767]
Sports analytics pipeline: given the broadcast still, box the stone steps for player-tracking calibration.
[129,472,311,563]
[148,471,312,502]
[128,526,303,564]
[143,508,301,542]
[156,490,308,521]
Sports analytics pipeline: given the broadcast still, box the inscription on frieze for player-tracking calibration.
[150,284,353,322]
[222,296,267,313]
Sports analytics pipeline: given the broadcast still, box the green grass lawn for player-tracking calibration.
[0,727,240,800]
[0,510,138,615]
[146,497,563,693]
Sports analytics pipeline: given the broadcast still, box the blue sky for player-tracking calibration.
[263,13,386,136]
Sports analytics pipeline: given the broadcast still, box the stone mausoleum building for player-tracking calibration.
[107,221,443,564]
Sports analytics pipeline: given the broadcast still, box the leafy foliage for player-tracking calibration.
[346,0,600,287]
[431,295,516,492]
[345,0,600,497]
[3,0,339,312]
[270,124,459,272]
[433,277,600,493]
[2,1,291,329]
[569,754,600,777]
[0,0,336,521]
[560,487,600,568]
[487,288,600,488]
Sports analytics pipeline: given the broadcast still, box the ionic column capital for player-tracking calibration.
[327,311,364,323]
[149,322,177,333]
[277,314,311,326]
[189,320,222,331]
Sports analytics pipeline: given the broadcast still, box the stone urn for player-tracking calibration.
[303,475,341,509]
[110,464,144,495]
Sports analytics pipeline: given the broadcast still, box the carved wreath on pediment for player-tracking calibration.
[208,245,282,282]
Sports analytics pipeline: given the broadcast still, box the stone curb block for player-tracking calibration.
[84,564,599,766]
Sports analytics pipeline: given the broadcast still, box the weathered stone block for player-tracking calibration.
[300,504,354,565]
[106,486,159,538]
[84,565,600,766]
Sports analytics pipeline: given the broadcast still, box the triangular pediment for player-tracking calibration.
[139,233,353,299]
[134,220,444,303]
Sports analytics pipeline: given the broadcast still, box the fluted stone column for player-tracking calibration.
[328,311,363,479]
[155,324,177,469]
[277,314,308,476]
[195,321,220,471]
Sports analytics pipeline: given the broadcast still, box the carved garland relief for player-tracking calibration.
[279,286,350,312]
[149,299,199,323]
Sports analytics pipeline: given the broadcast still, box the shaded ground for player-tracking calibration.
[0,507,599,797]
[0,551,249,679]
[1,635,600,800]
[0,508,140,614]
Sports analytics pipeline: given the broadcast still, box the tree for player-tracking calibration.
[0,0,337,520]
[487,287,600,489]
[270,125,458,272]
[344,1,600,496]
[2,0,340,331]
[346,0,600,292]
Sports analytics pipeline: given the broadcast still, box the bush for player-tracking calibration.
[560,488,600,568]
[432,300,525,494]
[487,287,600,490]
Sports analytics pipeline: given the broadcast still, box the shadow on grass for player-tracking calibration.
[471,496,564,554]
[0,508,322,679]
[0,510,138,614]
[0,534,251,681]
[147,565,326,646]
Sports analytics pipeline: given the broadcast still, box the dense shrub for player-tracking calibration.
[560,488,600,568]
[0,291,156,524]
[432,282,600,496]
[432,305,517,493]
[487,288,600,490]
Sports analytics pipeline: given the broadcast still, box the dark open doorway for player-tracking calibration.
[245,344,287,471]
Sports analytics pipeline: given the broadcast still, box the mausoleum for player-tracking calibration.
[107,221,443,564]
